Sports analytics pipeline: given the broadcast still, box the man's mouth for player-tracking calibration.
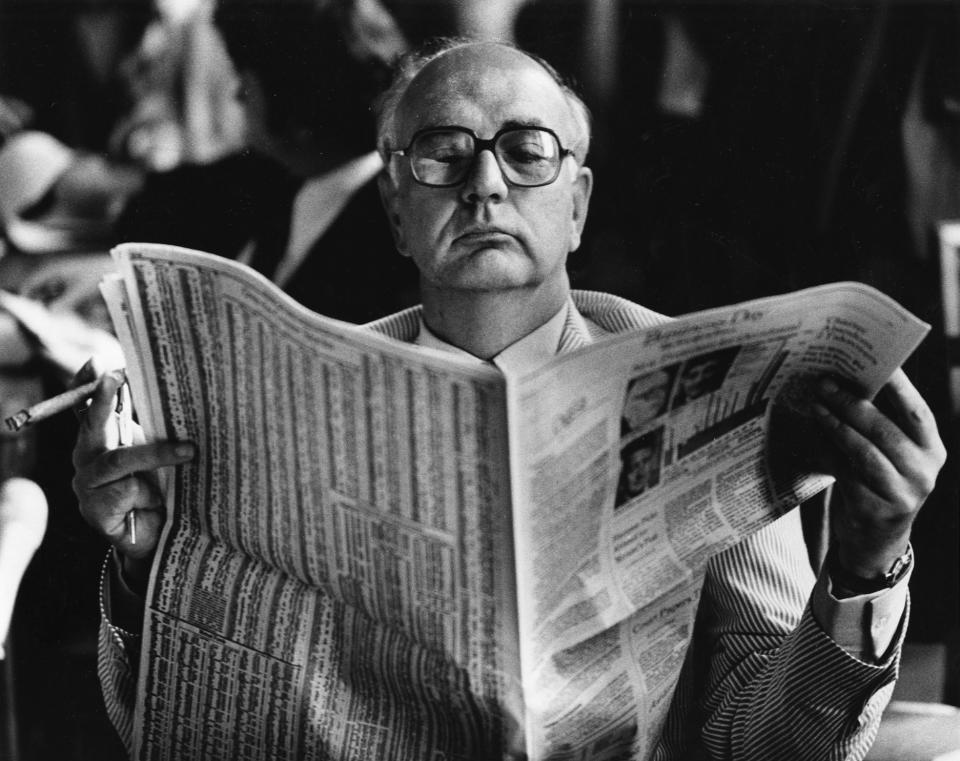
[455,229,514,244]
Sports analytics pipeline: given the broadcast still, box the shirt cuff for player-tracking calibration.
[810,557,911,663]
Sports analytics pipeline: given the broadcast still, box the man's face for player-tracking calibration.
[680,359,723,401]
[622,370,671,430]
[381,44,593,293]
[625,447,657,495]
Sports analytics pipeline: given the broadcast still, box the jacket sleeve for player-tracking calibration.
[97,551,141,757]
[662,508,905,760]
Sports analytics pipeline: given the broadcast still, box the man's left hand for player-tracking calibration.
[812,368,947,579]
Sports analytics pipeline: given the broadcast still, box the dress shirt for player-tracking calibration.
[415,301,572,375]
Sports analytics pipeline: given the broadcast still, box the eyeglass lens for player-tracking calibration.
[410,128,562,187]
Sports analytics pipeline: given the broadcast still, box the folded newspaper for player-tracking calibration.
[100,242,929,761]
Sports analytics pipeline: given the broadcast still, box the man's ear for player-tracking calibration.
[568,166,593,253]
[377,168,409,257]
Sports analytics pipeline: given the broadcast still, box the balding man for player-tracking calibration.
[74,40,945,760]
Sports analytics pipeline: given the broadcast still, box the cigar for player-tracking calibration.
[4,372,125,432]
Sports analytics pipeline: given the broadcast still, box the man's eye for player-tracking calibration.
[428,151,469,164]
[502,137,553,162]
[505,147,549,164]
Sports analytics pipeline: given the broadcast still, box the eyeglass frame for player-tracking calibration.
[388,125,578,188]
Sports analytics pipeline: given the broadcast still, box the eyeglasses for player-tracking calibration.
[390,126,575,188]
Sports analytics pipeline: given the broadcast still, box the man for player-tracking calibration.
[616,431,663,506]
[621,368,676,433]
[672,347,739,408]
[73,40,946,760]
[115,0,419,323]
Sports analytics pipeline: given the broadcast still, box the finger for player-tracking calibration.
[74,440,195,489]
[75,369,127,451]
[816,377,924,478]
[811,400,904,501]
[70,356,104,389]
[878,369,945,455]
[77,473,163,523]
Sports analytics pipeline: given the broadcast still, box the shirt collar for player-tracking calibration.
[275,152,382,288]
[415,301,571,375]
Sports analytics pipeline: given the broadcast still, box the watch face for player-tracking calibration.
[885,546,913,586]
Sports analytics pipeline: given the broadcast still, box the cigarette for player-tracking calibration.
[4,379,101,432]
[4,371,126,432]
[127,511,137,545]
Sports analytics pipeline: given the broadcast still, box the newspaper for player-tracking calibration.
[100,243,929,761]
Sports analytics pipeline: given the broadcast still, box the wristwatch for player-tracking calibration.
[828,544,913,596]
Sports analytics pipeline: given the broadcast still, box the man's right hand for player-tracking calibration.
[70,361,194,592]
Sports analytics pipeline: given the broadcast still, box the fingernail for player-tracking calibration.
[812,402,830,417]
[175,442,195,458]
[820,378,838,395]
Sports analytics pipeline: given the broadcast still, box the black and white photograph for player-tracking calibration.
[0,1,956,759]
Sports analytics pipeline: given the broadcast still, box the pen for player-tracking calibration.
[114,380,136,546]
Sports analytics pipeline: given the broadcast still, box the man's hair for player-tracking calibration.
[374,38,592,165]
[620,429,661,462]
[215,0,407,155]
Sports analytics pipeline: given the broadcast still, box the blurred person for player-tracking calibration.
[114,0,419,322]
[112,0,246,171]
[0,0,152,153]
[71,40,947,760]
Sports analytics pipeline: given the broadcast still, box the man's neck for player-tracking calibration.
[420,276,570,360]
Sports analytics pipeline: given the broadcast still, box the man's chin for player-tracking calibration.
[438,247,535,290]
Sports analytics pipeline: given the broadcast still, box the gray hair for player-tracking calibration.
[374,39,592,167]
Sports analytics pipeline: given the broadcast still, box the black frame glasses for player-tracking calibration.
[390,125,576,188]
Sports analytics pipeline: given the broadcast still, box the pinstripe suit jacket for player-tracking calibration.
[97,290,903,760]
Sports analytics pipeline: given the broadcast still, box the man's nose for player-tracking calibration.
[460,148,508,204]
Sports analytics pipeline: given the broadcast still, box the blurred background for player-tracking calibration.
[0,1,957,759]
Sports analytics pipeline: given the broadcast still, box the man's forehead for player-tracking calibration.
[397,44,573,136]
[636,371,670,388]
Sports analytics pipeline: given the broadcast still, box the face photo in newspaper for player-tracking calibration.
[670,347,741,410]
[620,364,679,435]
[615,427,664,508]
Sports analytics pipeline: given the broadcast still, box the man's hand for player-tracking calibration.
[812,369,946,579]
[70,361,194,592]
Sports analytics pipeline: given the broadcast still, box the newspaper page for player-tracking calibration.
[505,283,929,761]
[102,243,523,761]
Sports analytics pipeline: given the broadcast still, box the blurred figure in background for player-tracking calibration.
[116,0,419,321]
[0,0,153,154]
[0,3,416,758]
[112,0,246,171]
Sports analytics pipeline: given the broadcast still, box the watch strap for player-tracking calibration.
[828,544,913,596]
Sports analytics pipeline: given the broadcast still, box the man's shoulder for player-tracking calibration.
[570,290,671,337]
[363,305,423,341]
